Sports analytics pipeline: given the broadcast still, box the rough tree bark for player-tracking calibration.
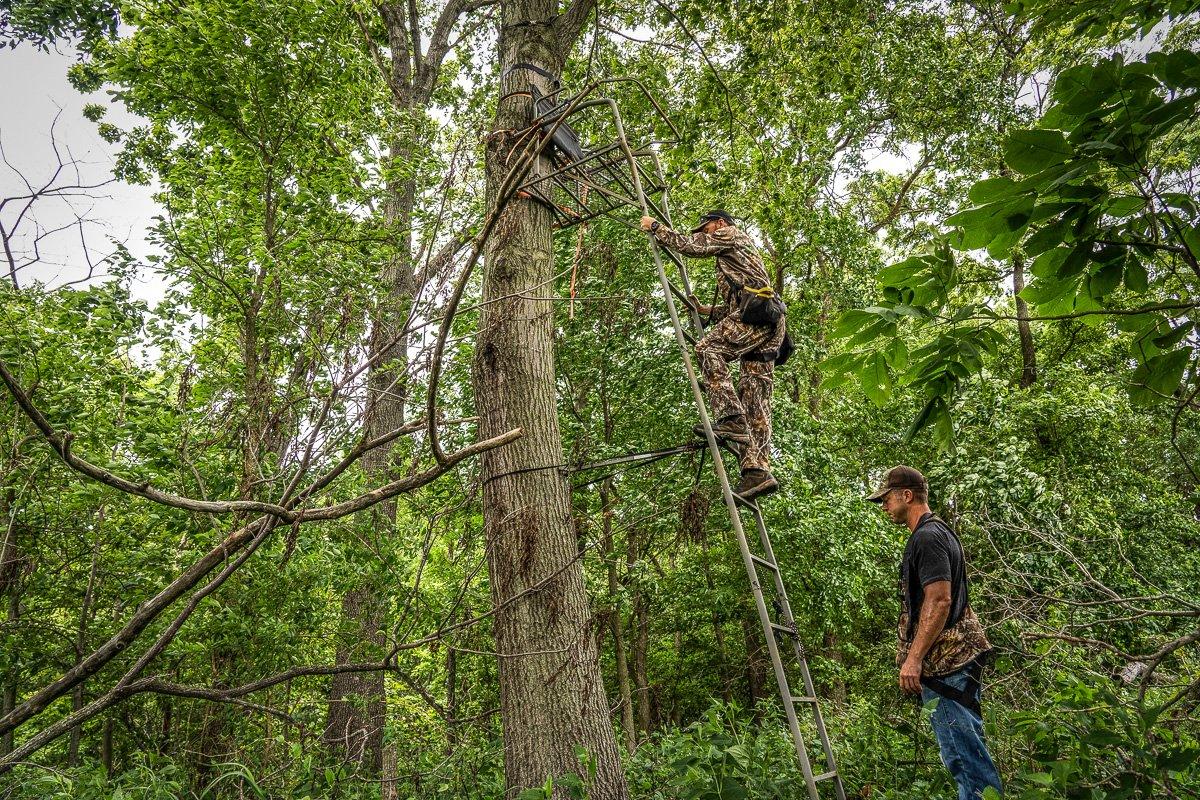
[742,614,768,712]
[629,529,651,737]
[329,3,491,781]
[471,0,626,794]
[0,487,18,759]
[601,480,636,754]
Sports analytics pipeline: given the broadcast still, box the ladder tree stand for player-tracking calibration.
[501,72,847,800]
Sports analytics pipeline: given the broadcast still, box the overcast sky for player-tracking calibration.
[1,43,163,300]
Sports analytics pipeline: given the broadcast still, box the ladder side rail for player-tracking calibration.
[789,637,845,799]
[646,153,707,337]
[646,220,823,800]
[748,510,848,800]
[748,508,794,620]
[652,134,845,795]
[606,107,824,800]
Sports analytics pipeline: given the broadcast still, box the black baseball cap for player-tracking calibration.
[865,465,928,502]
[691,209,736,233]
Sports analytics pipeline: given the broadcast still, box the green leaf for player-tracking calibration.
[1082,730,1125,746]
[968,176,1021,204]
[1058,244,1092,279]
[1005,129,1073,174]
[848,318,897,347]
[1152,322,1193,350]
[1024,219,1068,256]
[878,255,928,285]
[1020,275,1077,305]
[1086,259,1123,300]
[818,352,861,374]
[1104,195,1146,217]
[1031,248,1068,279]
[932,398,955,451]
[1183,225,1200,260]
[1116,311,1161,333]
[725,743,751,768]
[944,203,1002,231]
[988,227,1025,259]
[905,395,945,444]
[719,777,749,800]
[831,310,875,339]
[1129,348,1189,404]
[1157,746,1200,772]
[886,337,909,371]
[860,352,892,406]
[1149,49,1200,88]
[1124,256,1149,292]
[1160,193,1199,216]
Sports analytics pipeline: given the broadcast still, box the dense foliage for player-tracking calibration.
[1,0,1198,798]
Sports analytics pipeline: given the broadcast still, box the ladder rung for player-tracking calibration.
[750,554,779,573]
[769,622,798,638]
[814,770,838,782]
[790,695,817,704]
[733,492,759,510]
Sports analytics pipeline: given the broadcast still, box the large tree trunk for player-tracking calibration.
[742,614,769,713]
[471,1,625,795]
[0,486,19,759]
[326,4,427,782]
[629,530,651,737]
[698,540,732,704]
[324,136,413,779]
[326,583,388,771]
[601,481,636,755]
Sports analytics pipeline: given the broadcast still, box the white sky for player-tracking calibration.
[0,43,164,302]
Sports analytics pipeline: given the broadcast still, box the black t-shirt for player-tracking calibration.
[899,513,969,641]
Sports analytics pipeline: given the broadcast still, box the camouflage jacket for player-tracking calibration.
[897,605,992,677]
[651,224,772,320]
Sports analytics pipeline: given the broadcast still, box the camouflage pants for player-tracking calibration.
[695,315,785,472]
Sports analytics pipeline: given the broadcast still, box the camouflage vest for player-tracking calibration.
[897,605,992,677]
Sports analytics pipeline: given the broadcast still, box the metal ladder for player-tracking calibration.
[628,162,847,800]
[507,81,845,797]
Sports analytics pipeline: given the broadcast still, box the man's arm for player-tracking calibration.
[640,216,733,257]
[900,579,951,693]
[686,294,716,316]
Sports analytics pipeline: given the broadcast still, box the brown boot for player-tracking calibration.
[737,469,778,500]
[692,415,751,445]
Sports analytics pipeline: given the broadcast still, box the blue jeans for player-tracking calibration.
[922,665,1002,799]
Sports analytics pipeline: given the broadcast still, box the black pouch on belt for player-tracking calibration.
[738,285,785,326]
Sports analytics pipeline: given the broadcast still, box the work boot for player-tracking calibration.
[692,415,751,445]
[737,469,778,500]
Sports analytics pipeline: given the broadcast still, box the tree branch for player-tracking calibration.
[556,0,596,53]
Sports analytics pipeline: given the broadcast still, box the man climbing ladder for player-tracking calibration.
[640,210,785,500]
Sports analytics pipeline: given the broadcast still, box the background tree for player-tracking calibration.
[1,0,1199,798]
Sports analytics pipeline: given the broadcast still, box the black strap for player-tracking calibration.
[920,660,983,717]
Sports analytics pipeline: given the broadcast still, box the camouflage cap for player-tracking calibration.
[691,209,735,233]
[865,465,927,503]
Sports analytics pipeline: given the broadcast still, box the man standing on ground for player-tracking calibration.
[867,465,1002,799]
[639,210,784,499]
